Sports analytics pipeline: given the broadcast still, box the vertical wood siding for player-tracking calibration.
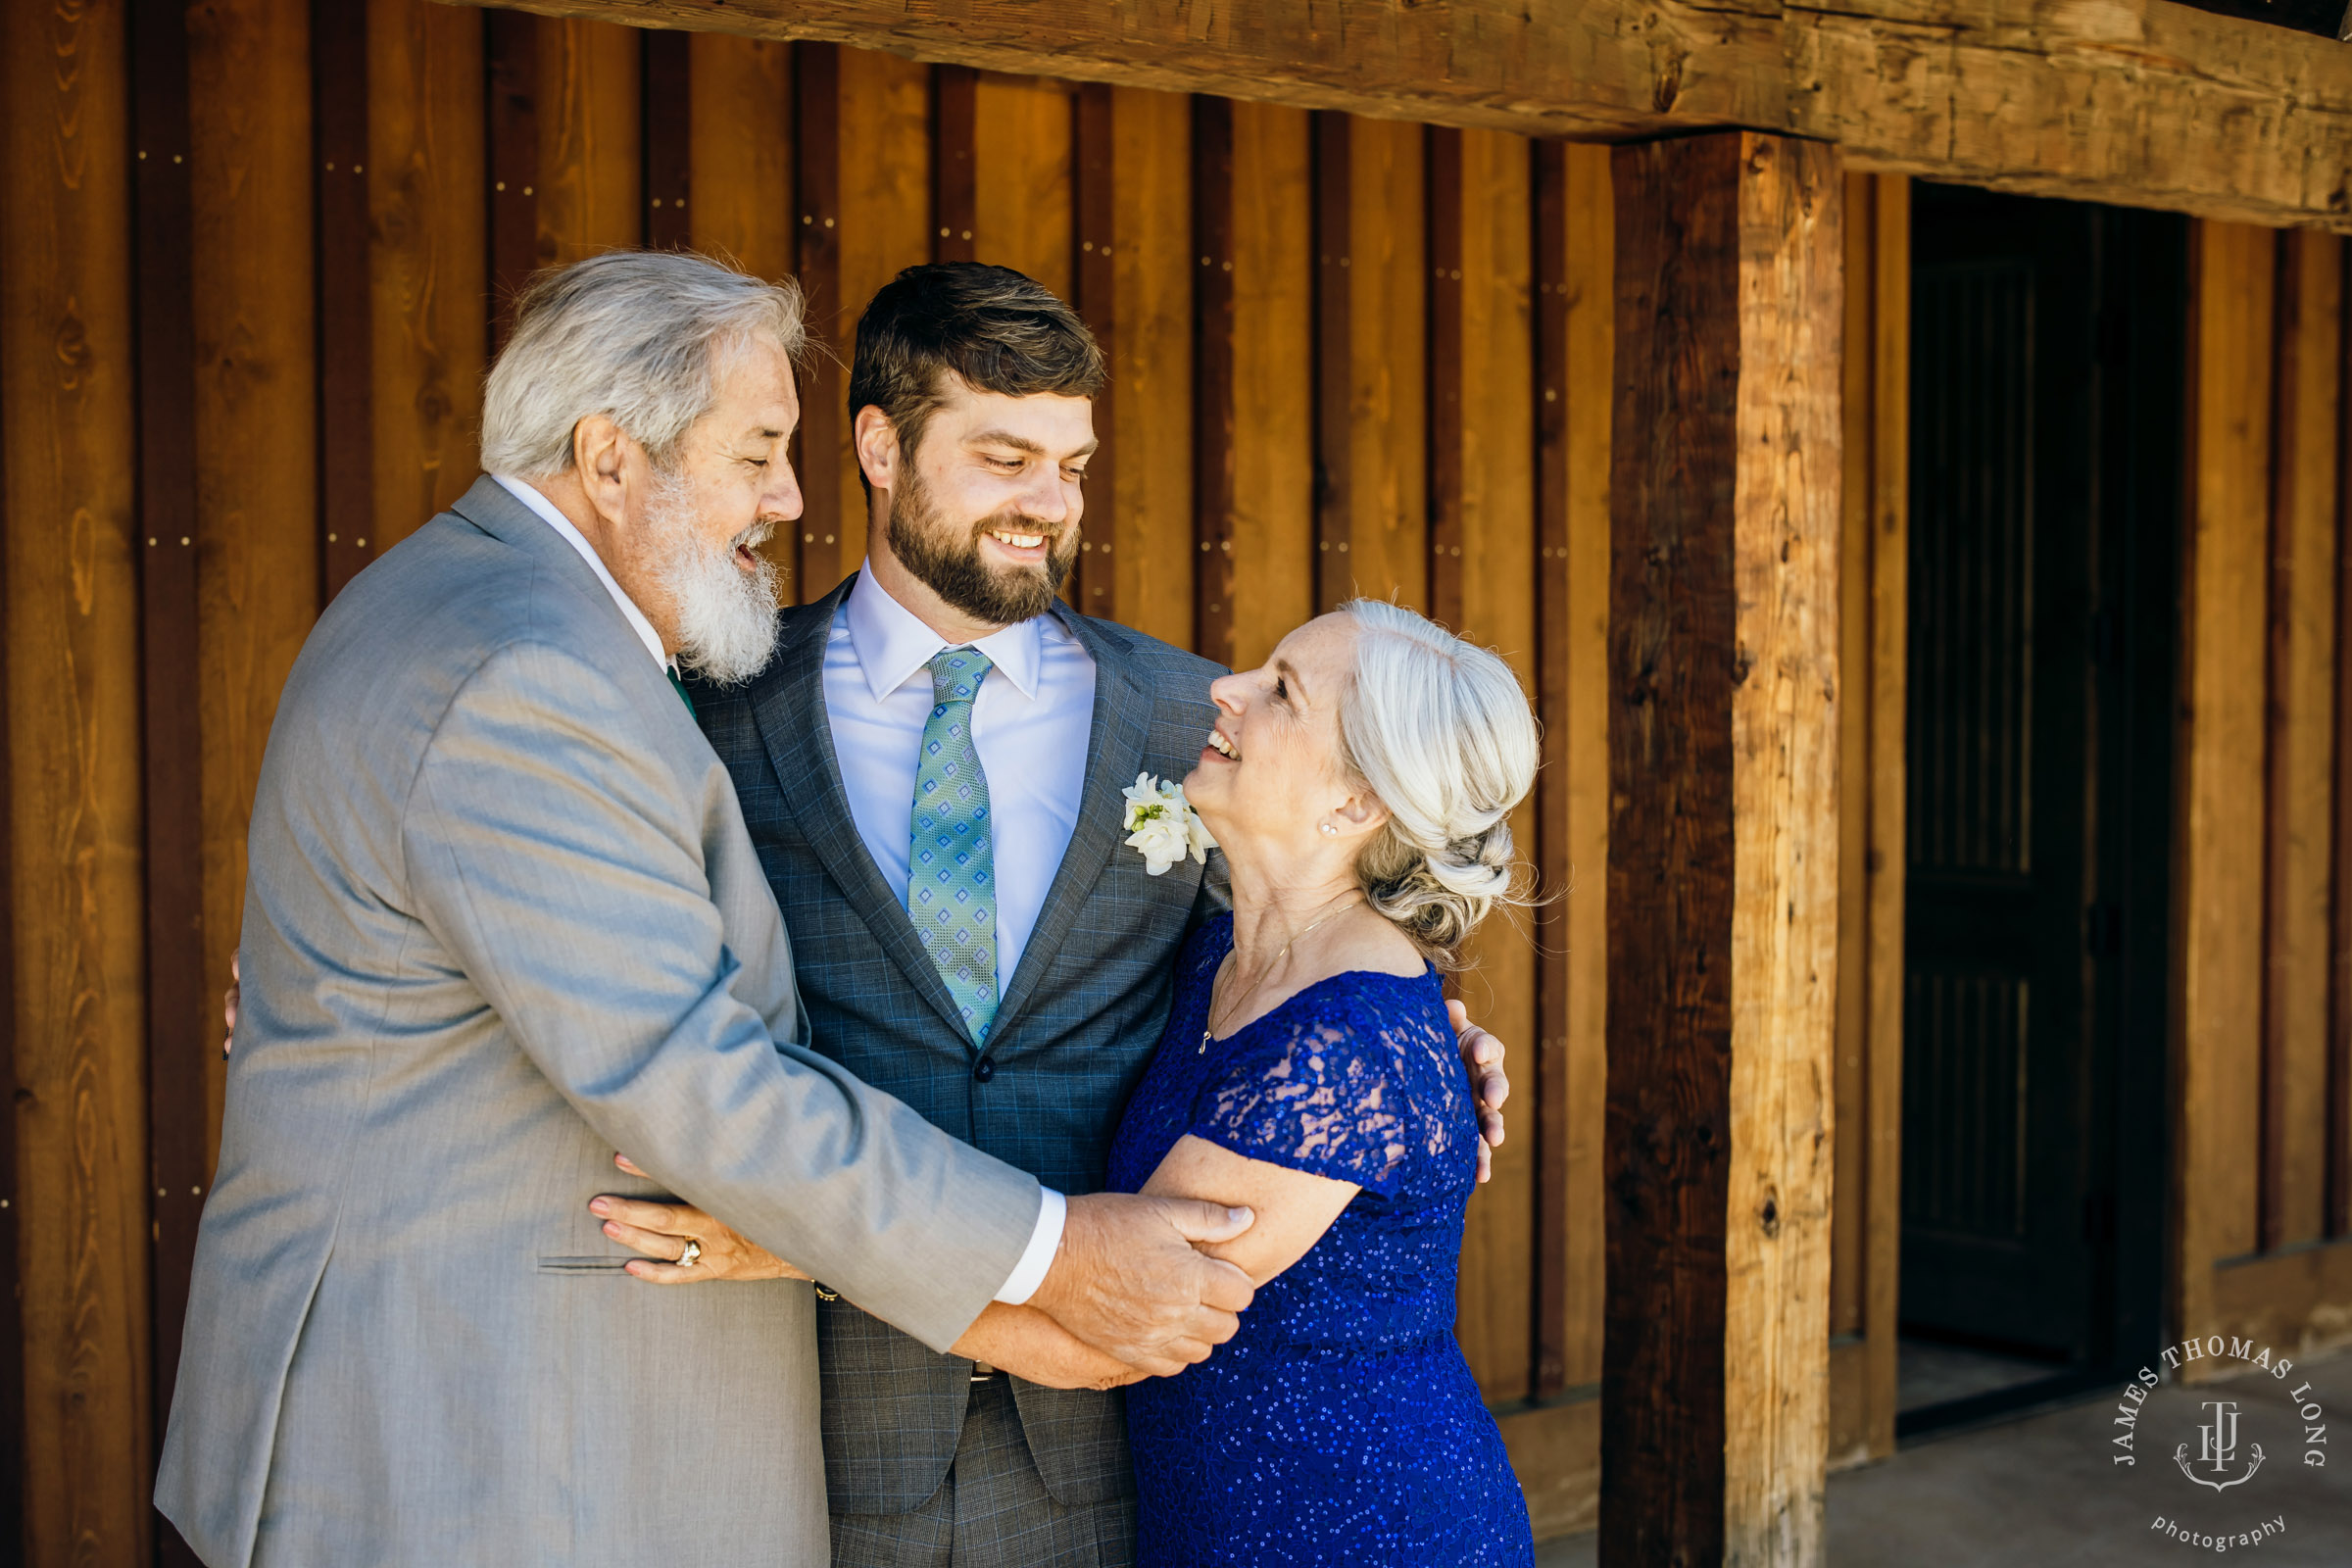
[5,0,152,1560]
[0,9,1629,1545]
[2185,221,2352,1365]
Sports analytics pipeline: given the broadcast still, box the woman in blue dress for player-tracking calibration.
[595,599,1539,1565]
[1097,599,1538,1566]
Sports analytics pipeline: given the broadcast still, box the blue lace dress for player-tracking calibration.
[1106,914,1535,1567]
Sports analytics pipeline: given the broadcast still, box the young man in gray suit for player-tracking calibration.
[159,253,1258,1566]
[602,263,1512,1568]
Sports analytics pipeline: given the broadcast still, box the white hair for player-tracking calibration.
[480,250,805,478]
[1336,600,1541,967]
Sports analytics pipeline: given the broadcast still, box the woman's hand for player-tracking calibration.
[590,1153,811,1284]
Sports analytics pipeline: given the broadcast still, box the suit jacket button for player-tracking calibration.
[973,1056,996,1083]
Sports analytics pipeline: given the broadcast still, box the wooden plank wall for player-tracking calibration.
[0,5,1611,1552]
[0,4,1946,1554]
[2180,220,2352,1367]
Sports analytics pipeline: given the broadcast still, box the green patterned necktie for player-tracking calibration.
[906,647,999,1042]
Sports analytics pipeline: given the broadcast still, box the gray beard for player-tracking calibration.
[648,468,781,687]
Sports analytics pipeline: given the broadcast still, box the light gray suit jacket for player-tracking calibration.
[155,475,1042,1566]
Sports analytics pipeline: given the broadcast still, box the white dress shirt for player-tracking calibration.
[826,563,1098,990]
[493,475,670,671]
[492,481,1066,1304]
[823,563,1096,1304]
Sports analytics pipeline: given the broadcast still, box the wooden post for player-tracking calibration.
[1603,131,1841,1567]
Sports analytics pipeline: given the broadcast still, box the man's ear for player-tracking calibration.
[853,406,902,492]
[572,415,632,526]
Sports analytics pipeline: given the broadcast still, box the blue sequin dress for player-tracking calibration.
[1106,914,1536,1567]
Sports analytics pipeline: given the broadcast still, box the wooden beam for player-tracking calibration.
[369,0,488,562]
[5,0,154,1556]
[483,7,539,349]
[535,17,641,266]
[2336,232,2352,1242]
[685,30,793,585]
[1072,82,1116,619]
[1603,130,1840,1567]
[791,40,843,601]
[1426,127,1465,636]
[1310,111,1351,615]
[2178,220,2278,1353]
[1192,95,1236,666]
[131,5,207,1559]
[314,0,375,599]
[1827,170,1909,1469]
[1860,172,1909,1468]
[1223,100,1313,672]
[1341,118,1427,613]
[1102,86,1192,652]
[1531,138,1576,1403]
[813,46,930,592]
[1446,124,1539,1404]
[931,65,977,263]
[1556,142,1614,1401]
[436,0,2352,233]
[2263,229,2344,1253]
[641,27,692,248]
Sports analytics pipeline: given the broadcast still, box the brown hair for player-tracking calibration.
[847,263,1104,490]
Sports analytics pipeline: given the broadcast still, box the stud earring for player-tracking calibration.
[1319,822,1339,836]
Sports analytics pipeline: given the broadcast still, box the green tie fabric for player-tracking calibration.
[906,647,998,1043]
[666,668,695,716]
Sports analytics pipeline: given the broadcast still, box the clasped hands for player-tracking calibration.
[587,1005,1510,1388]
[589,1157,1259,1383]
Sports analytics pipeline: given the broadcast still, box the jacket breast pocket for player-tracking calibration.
[536,1255,630,1273]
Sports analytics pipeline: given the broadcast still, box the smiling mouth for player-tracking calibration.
[985,526,1049,552]
[1207,729,1239,760]
[732,522,774,569]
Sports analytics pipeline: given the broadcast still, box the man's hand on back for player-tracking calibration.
[1448,999,1510,1184]
[1025,1193,1256,1377]
[221,954,240,1059]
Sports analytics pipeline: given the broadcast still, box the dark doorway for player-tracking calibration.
[1896,184,2183,1436]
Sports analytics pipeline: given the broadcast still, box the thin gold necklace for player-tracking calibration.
[1201,894,1363,1053]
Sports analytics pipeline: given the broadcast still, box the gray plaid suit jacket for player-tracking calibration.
[692,576,1228,1515]
[156,480,1042,1566]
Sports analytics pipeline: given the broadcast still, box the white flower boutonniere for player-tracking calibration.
[1121,772,1215,876]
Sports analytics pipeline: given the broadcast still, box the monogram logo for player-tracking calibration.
[2174,1398,2265,1492]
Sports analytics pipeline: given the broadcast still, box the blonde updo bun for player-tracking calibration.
[1335,600,1540,968]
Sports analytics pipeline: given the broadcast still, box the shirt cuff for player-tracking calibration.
[992,1187,1066,1305]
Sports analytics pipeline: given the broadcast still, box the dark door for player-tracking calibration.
[1900,186,2180,1382]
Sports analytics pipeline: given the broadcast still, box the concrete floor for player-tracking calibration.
[1535,1348,2352,1566]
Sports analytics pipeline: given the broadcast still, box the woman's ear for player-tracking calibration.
[1332,790,1389,838]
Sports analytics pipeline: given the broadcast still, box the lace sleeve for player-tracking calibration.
[1191,1003,1412,1196]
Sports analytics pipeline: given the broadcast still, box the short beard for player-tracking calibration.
[886,460,1078,627]
[645,465,781,687]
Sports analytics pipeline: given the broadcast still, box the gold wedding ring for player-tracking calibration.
[677,1238,703,1269]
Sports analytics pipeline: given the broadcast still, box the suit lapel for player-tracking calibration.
[990,609,1157,1039]
[747,579,977,1049]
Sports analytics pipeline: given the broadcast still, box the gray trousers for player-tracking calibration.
[829,1378,1139,1568]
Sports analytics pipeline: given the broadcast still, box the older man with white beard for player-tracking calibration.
[156,251,1256,1567]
